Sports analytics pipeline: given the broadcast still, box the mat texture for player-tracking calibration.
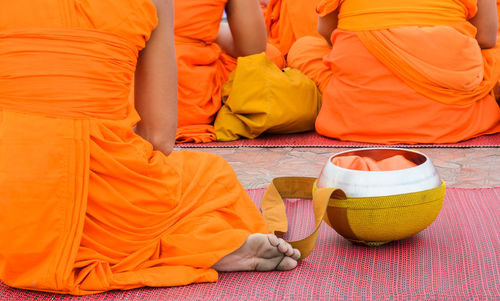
[175,132,500,148]
[1,187,499,300]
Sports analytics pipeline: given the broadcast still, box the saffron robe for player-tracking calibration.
[288,0,500,144]
[174,0,285,143]
[174,0,236,143]
[0,0,268,295]
[265,0,323,57]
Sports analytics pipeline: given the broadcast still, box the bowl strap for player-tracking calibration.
[260,177,346,259]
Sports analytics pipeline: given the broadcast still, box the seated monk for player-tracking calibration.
[175,0,284,143]
[0,0,300,295]
[497,0,500,100]
[288,0,500,144]
[263,0,323,58]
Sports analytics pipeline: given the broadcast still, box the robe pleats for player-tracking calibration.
[0,0,268,295]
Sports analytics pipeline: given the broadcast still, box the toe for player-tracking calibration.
[276,256,298,271]
[277,238,294,256]
[291,248,301,260]
[277,238,288,253]
[283,244,296,257]
[267,234,280,247]
[255,255,285,271]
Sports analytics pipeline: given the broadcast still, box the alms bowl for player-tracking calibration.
[316,148,445,246]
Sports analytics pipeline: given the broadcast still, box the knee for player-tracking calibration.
[265,43,286,69]
[287,36,328,70]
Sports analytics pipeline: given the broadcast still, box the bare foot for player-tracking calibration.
[212,233,301,272]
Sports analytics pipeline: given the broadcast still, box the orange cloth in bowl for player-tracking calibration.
[331,155,418,171]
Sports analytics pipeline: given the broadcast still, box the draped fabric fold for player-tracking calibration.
[356,23,500,106]
[265,0,323,57]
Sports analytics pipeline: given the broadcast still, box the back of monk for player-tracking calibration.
[174,0,237,143]
[288,0,500,144]
[498,0,500,95]
[0,0,268,295]
[265,0,323,57]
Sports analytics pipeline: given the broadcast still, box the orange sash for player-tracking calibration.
[317,0,499,106]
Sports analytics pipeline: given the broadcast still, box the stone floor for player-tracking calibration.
[179,147,500,189]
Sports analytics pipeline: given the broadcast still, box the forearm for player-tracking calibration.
[215,22,239,57]
[134,92,177,154]
[318,11,339,45]
[225,0,267,57]
[134,62,177,154]
[135,0,178,155]
[470,0,498,49]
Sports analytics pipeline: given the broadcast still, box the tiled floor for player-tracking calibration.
[181,147,500,189]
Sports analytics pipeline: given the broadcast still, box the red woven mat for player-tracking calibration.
[175,132,500,148]
[1,187,499,300]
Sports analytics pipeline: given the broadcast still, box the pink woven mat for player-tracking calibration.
[175,132,500,148]
[1,187,499,300]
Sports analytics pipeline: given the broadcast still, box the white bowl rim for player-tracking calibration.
[326,147,429,174]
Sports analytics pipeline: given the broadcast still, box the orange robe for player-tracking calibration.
[288,0,500,144]
[497,0,500,98]
[174,0,237,143]
[265,0,323,57]
[0,0,268,295]
[175,1,285,143]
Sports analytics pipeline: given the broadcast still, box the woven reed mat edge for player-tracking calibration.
[175,132,500,149]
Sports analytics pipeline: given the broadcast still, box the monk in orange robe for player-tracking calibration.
[264,0,324,57]
[288,0,500,144]
[175,0,287,143]
[0,0,300,295]
[497,0,500,100]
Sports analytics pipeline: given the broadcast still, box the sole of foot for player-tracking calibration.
[212,233,301,272]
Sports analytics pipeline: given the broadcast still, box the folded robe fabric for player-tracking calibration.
[265,0,323,57]
[0,0,269,295]
[214,53,321,141]
[288,0,500,144]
